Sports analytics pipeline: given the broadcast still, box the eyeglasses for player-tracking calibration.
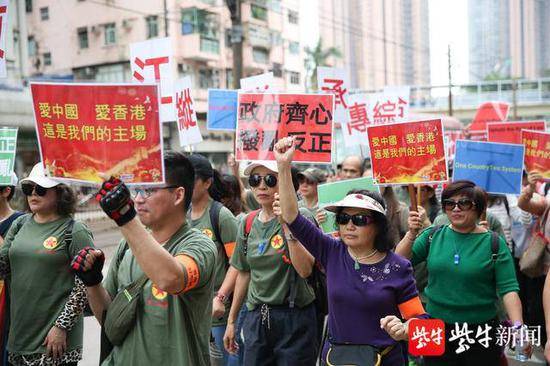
[248,174,278,188]
[22,183,48,197]
[335,213,374,226]
[442,199,475,211]
[130,185,178,199]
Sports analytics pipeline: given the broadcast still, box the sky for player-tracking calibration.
[300,0,471,86]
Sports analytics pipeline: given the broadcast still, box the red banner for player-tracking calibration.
[469,101,509,131]
[236,93,334,163]
[367,119,448,184]
[522,130,550,179]
[31,83,164,184]
[487,121,546,144]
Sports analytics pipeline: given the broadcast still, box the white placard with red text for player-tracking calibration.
[367,88,410,125]
[174,76,202,147]
[0,0,8,78]
[240,72,276,93]
[130,37,175,122]
[341,92,370,147]
[317,66,350,123]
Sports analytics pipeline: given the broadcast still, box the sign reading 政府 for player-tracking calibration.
[236,93,334,163]
[453,140,524,195]
[522,130,550,180]
[207,89,238,131]
[130,37,175,122]
[317,67,350,123]
[174,76,202,147]
[0,0,8,78]
[30,82,165,185]
[367,119,448,185]
[0,127,17,185]
[487,121,546,144]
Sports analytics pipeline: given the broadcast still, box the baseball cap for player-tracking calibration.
[20,163,60,188]
[298,168,327,184]
[188,154,214,179]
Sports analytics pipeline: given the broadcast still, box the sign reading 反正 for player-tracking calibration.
[130,37,175,122]
[367,119,447,185]
[236,93,334,163]
[487,121,546,144]
[30,82,164,185]
[0,127,17,185]
[453,140,524,195]
[522,130,550,180]
[207,89,238,131]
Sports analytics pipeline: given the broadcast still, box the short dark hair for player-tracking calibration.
[441,180,487,216]
[55,185,77,216]
[164,151,195,211]
[336,189,394,252]
[221,174,243,216]
[0,186,15,201]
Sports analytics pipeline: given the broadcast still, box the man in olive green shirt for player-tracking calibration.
[73,152,217,366]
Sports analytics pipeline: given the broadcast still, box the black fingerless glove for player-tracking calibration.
[71,247,105,287]
[96,177,136,227]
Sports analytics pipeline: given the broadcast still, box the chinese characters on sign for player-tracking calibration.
[130,37,175,122]
[408,319,445,356]
[31,83,164,184]
[367,89,410,125]
[487,121,546,144]
[174,76,202,147]
[367,119,448,184]
[0,0,8,78]
[522,130,550,179]
[236,93,334,163]
[341,92,370,147]
[0,128,17,185]
[317,67,350,123]
[207,89,238,131]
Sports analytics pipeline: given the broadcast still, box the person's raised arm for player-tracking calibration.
[395,210,423,259]
[273,137,299,224]
[518,171,546,216]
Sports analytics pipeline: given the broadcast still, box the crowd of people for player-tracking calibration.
[0,139,547,366]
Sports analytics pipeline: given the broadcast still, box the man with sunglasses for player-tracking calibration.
[72,151,217,366]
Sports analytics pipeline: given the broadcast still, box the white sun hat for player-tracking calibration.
[243,160,279,176]
[20,163,60,188]
[323,193,386,216]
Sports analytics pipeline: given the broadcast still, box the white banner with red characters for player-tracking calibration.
[130,37,175,122]
[240,72,277,93]
[367,89,410,125]
[174,76,202,147]
[317,67,350,123]
[0,0,8,78]
[341,92,370,147]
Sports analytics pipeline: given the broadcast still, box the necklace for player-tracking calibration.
[349,248,378,270]
[450,224,477,265]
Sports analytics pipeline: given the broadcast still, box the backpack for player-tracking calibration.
[208,200,228,266]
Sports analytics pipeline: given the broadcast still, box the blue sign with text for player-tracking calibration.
[207,89,238,131]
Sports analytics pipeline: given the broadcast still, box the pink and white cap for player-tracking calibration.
[324,193,386,216]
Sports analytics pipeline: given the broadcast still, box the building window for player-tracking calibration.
[146,16,159,39]
[271,31,282,46]
[272,63,282,78]
[252,47,269,64]
[28,36,36,56]
[104,23,116,45]
[199,69,220,89]
[288,10,298,24]
[181,8,219,39]
[43,52,51,66]
[290,71,300,84]
[200,38,220,54]
[25,0,32,13]
[40,7,49,21]
[77,27,89,49]
[289,41,299,55]
[251,4,268,21]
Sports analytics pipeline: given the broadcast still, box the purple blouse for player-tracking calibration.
[288,214,425,348]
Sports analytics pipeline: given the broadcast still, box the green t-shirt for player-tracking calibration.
[411,225,519,324]
[102,222,217,366]
[298,199,318,216]
[189,199,238,326]
[230,209,316,310]
[0,215,94,355]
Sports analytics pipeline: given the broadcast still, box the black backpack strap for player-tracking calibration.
[209,201,227,263]
[490,231,500,263]
[426,225,444,255]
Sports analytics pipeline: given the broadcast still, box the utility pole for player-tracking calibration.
[447,44,453,116]
[163,0,169,37]
[226,0,243,90]
[512,78,518,119]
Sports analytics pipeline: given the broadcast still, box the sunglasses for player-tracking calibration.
[248,174,278,188]
[442,199,475,211]
[22,183,48,197]
[298,177,315,185]
[335,213,374,226]
[129,185,178,199]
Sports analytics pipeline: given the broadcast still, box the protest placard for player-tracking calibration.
[0,0,8,78]
[317,67,350,123]
[453,140,524,194]
[207,89,238,131]
[235,93,334,163]
[367,89,410,125]
[0,128,17,184]
[341,92,369,147]
[174,76,202,147]
[318,177,378,234]
[30,82,164,185]
[367,119,447,185]
[522,130,550,180]
[240,72,276,92]
[487,121,546,144]
[130,37,175,122]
